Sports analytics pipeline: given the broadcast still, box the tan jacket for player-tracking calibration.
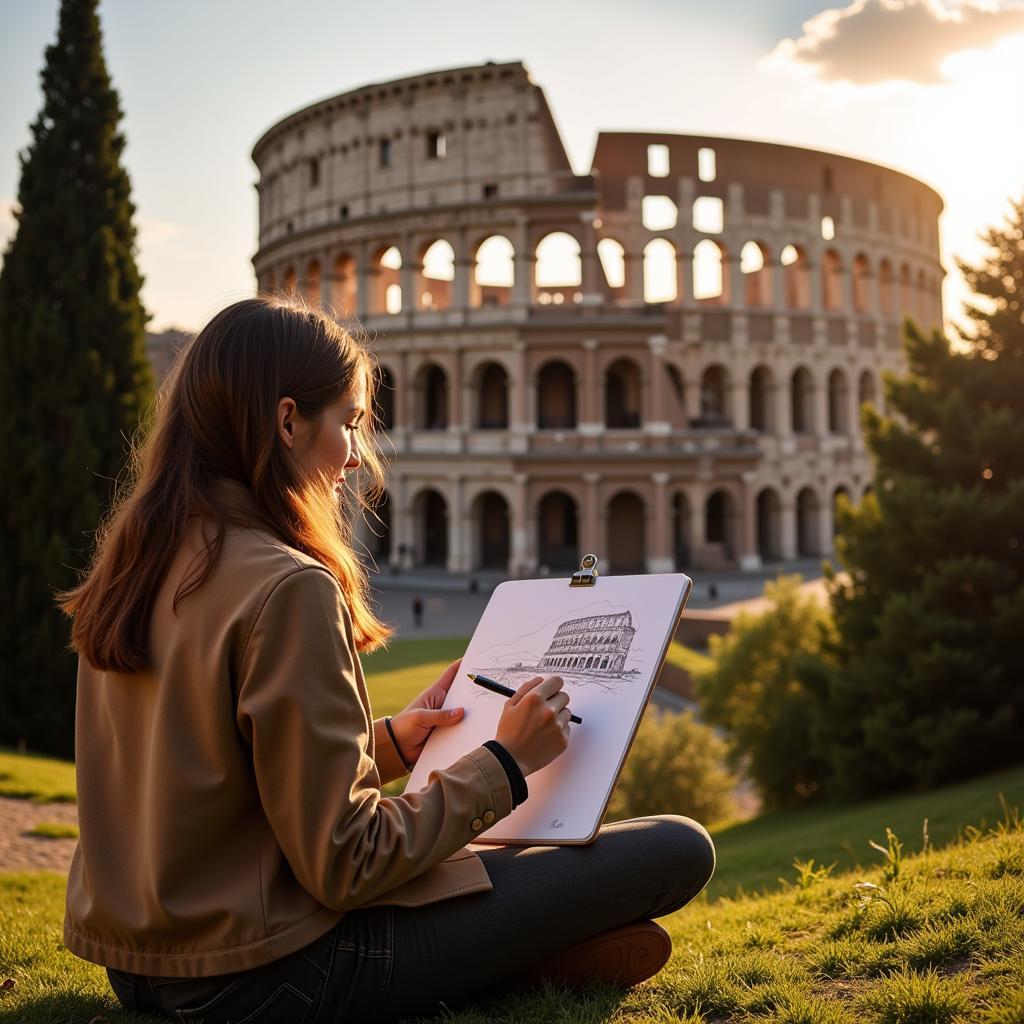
[64,479,512,977]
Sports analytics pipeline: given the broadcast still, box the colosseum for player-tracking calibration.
[250,60,944,577]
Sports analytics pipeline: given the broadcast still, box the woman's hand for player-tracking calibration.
[388,657,466,767]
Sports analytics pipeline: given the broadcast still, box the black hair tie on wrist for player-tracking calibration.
[384,716,415,772]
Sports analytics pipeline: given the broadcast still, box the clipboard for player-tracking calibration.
[403,556,693,845]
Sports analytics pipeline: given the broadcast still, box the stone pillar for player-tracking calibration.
[452,227,471,311]
[512,219,533,308]
[397,474,417,567]
[511,473,532,576]
[727,252,744,308]
[648,472,674,572]
[775,376,792,437]
[820,493,835,557]
[625,250,645,305]
[780,497,798,559]
[730,379,750,431]
[580,338,601,431]
[448,348,463,429]
[388,474,406,570]
[647,335,670,433]
[737,473,761,571]
[583,473,601,557]
[356,241,372,319]
[401,233,417,315]
[813,375,829,437]
[580,218,602,304]
[511,342,530,439]
[319,249,333,309]
[685,377,701,425]
[447,476,466,573]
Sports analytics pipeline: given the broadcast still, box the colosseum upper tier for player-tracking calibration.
[250,60,944,576]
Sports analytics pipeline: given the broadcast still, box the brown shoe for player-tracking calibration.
[518,919,672,989]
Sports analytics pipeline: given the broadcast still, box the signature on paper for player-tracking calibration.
[548,818,565,830]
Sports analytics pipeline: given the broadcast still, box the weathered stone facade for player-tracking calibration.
[250,61,944,574]
[539,611,635,676]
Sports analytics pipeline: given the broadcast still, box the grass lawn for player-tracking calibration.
[2,801,1022,1022]
[0,749,76,804]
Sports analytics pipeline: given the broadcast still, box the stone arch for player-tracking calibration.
[643,238,677,303]
[698,364,730,426]
[671,491,692,569]
[607,490,647,573]
[756,487,782,562]
[472,234,514,308]
[415,362,449,430]
[704,489,735,563]
[536,360,577,429]
[781,244,810,309]
[791,366,814,434]
[598,237,627,301]
[474,361,509,429]
[852,253,871,313]
[899,262,913,317]
[832,485,852,537]
[535,231,582,305]
[822,249,843,311]
[741,241,772,307]
[473,489,510,569]
[417,238,455,311]
[879,258,894,316]
[605,357,643,428]
[412,488,448,566]
[665,362,687,429]
[828,368,850,434]
[330,252,358,317]
[796,487,822,557]
[302,259,321,306]
[372,245,403,314]
[749,365,774,432]
[858,369,877,410]
[537,490,579,570]
[283,266,298,296]
[693,239,727,304]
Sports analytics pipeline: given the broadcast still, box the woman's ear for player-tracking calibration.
[277,397,297,450]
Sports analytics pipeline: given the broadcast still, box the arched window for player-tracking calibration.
[852,254,870,314]
[536,361,577,429]
[418,239,454,311]
[741,241,771,307]
[598,238,626,296]
[476,362,509,429]
[331,253,357,316]
[693,239,726,303]
[879,259,894,315]
[698,365,729,425]
[374,245,403,314]
[822,249,843,311]
[472,235,514,308]
[749,366,774,432]
[781,245,810,309]
[605,358,643,428]
[535,232,581,305]
[791,367,814,433]
[828,368,849,434]
[303,259,321,306]
[643,239,677,303]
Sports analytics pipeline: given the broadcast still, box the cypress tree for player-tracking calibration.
[819,196,1024,797]
[0,0,154,756]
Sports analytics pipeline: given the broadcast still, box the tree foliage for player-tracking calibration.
[696,576,833,808]
[820,195,1024,797]
[0,0,154,756]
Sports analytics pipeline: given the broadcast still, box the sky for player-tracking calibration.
[2,0,1023,334]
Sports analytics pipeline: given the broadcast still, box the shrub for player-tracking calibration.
[605,708,735,825]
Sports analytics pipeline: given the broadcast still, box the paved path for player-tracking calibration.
[0,796,78,873]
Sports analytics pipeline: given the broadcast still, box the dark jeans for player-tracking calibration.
[106,814,715,1023]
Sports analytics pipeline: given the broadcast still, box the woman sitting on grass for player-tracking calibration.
[58,295,715,1022]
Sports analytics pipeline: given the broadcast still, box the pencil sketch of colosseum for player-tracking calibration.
[472,608,642,697]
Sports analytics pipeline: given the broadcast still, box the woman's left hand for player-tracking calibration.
[389,657,466,767]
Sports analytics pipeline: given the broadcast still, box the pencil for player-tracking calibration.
[467,672,582,724]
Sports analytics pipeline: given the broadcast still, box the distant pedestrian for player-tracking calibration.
[469,577,479,594]
[412,594,424,627]
[709,583,719,601]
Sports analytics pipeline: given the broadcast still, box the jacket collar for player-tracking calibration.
[209,478,268,523]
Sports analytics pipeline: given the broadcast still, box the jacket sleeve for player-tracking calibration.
[235,567,513,912]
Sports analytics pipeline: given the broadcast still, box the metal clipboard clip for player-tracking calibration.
[568,553,599,587]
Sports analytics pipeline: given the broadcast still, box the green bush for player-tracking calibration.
[605,707,735,825]
[697,575,833,809]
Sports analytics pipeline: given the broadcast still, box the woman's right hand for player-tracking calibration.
[494,675,572,777]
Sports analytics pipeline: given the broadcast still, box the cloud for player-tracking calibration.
[763,0,1024,85]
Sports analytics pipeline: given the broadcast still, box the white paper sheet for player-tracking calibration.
[403,572,692,844]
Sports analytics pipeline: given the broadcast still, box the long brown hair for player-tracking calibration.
[58,293,394,671]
